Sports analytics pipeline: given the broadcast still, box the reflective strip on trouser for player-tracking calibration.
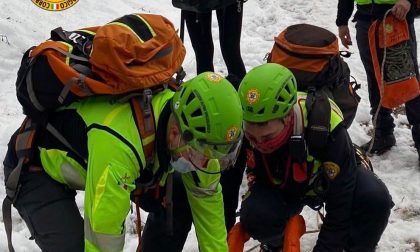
[84,216,125,252]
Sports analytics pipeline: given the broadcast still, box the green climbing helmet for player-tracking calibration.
[172,72,243,156]
[238,63,298,123]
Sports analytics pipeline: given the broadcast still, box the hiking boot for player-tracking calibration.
[259,243,282,252]
[361,134,396,155]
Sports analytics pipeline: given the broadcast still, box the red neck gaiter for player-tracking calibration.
[254,113,294,154]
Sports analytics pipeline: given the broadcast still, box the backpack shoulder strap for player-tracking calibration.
[304,88,331,159]
[3,118,37,252]
[130,91,156,179]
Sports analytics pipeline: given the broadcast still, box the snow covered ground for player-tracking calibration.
[1,0,420,251]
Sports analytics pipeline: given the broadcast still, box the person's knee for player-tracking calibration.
[356,178,393,223]
[364,189,393,218]
[239,199,263,230]
[240,197,287,240]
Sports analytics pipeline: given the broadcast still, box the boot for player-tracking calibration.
[361,133,396,155]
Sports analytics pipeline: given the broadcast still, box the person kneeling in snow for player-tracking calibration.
[231,63,394,252]
[3,72,243,252]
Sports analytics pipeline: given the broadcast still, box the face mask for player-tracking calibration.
[170,157,196,174]
[253,113,294,154]
[169,133,228,174]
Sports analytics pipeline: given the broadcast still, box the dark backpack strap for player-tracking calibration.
[45,122,86,162]
[130,91,156,180]
[305,87,331,159]
[2,118,37,252]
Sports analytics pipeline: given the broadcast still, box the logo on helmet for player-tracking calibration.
[226,126,238,142]
[206,73,223,83]
[246,89,260,105]
[31,0,79,11]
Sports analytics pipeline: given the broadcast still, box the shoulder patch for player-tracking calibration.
[323,161,340,180]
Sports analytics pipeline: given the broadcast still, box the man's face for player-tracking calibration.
[244,118,287,145]
[243,112,293,153]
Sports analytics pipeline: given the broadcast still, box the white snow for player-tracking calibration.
[0,0,419,251]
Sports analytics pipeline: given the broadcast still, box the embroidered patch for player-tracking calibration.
[385,23,393,33]
[323,161,340,180]
[246,89,260,105]
[206,73,223,83]
[225,126,238,142]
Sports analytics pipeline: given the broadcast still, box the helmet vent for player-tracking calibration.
[195,126,206,133]
[284,79,292,94]
[272,104,279,114]
[277,95,286,103]
[187,93,195,105]
[181,113,189,127]
[191,108,202,117]
[256,107,265,115]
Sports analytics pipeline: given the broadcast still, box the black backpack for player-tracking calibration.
[268,23,361,153]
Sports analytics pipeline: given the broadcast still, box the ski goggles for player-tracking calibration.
[175,132,243,172]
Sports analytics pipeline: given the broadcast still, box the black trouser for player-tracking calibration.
[220,140,247,232]
[355,19,420,144]
[239,167,393,251]
[3,132,84,252]
[140,156,247,252]
[140,172,193,252]
[184,2,246,88]
[239,183,304,248]
[140,144,247,251]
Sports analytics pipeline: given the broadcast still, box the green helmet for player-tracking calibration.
[172,72,243,155]
[238,63,298,123]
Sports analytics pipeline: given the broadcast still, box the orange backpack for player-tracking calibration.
[368,12,419,109]
[16,13,186,120]
[5,14,186,252]
[268,23,360,129]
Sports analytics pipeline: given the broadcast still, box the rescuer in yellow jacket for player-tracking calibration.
[3,72,243,252]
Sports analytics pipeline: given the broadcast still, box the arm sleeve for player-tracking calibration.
[84,130,140,252]
[182,172,229,252]
[336,0,355,26]
[313,125,357,251]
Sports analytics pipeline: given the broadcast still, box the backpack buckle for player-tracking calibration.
[142,89,153,117]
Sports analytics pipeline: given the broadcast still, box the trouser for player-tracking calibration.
[3,131,84,252]
[239,167,393,251]
[184,2,246,88]
[140,172,193,252]
[140,147,247,251]
[355,19,420,145]
[220,138,247,232]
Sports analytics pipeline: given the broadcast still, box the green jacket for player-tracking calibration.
[38,89,227,252]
